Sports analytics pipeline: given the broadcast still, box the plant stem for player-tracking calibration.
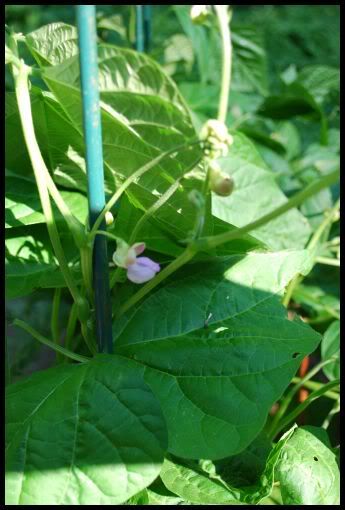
[80,246,94,302]
[13,319,90,364]
[322,397,340,429]
[267,357,337,439]
[215,5,232,123]
[116,245,197,318]
[282,198,340,307]
[118,169,339,318]
[315,256,340,267]
[271,379,339,439]
[90,140,202,236]
[65,302,79,362]
[5,328,11,387]
[129,180,182,245]
[14,63,81,305]
[13,60,94,353]
[291,377,339,399]
[51,288,62,364]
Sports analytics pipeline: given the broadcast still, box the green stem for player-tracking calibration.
[267,357,337,439]
[13,60,94,353]
[14,63,81,305]
[282,198,340,307]
[130,179,181,245]
[322,397,340,429]
[80,246,93,302]
[5,329,11,387]
[51,288,62,363]
[315,256,340,267]
[13,319,90,364]
[118,169,339,318]
[116,245,197,318]
[271,379,339,439]
[90,140,202,236]
[65,302,79,362]
[291,377,339,400]
[215,5,232,123]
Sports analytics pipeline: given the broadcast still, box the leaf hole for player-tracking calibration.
[313,456,319,461]
[292,352,300,358]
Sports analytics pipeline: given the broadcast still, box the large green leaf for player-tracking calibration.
[5,355,167,505]
[321,320,340,380]
[113,250,319,459]
[24,23,266,259]
[275,426,340,505]
[159,426,295,504]
[212,132,311,250]
[25,24,216,244]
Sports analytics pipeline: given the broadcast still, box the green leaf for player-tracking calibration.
[6,89,88,194]
[5,172,88,228]
[160,456,243,504]
[275,426,340,505]
[25,22,79,66]
[257,83,322,121]
[215,432,272,488]
[231,25,269,96]
[5,224,80,299]
[114,250,319,459]
[146,477,183,505]
[26,23,207,243]
[212,131,311,250]
[295,65,340,106]
[321,320,340,380]
[291,284,340,322]
[5,355,167,505]
[159,427,296,504]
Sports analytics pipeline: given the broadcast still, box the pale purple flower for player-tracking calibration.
[127,257,160,284]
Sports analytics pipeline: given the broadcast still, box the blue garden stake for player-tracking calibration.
[135,5,145,52]
[143,5,152,52]
[76,5,113,354]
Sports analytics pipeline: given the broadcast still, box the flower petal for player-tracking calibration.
[127,257,160,284]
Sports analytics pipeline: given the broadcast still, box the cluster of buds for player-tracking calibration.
[113,240,160,284]
[200,119,234,160]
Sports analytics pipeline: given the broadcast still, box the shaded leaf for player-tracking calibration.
[114,251,319,459]
[159,426,295,504]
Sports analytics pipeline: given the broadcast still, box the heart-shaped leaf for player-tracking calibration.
[6,355,168,505]
[114,250,319,459]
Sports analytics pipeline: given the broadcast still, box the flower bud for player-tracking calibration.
[190,5,211,24]
[105,211,114,226]
[200,119,233,160]
[208,161,234,197]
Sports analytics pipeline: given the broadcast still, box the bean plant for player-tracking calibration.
[5,5,340,505]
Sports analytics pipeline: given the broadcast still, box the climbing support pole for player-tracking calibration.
[76,5,113,354]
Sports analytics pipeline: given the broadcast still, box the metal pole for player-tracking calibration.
[76,5,113,354]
